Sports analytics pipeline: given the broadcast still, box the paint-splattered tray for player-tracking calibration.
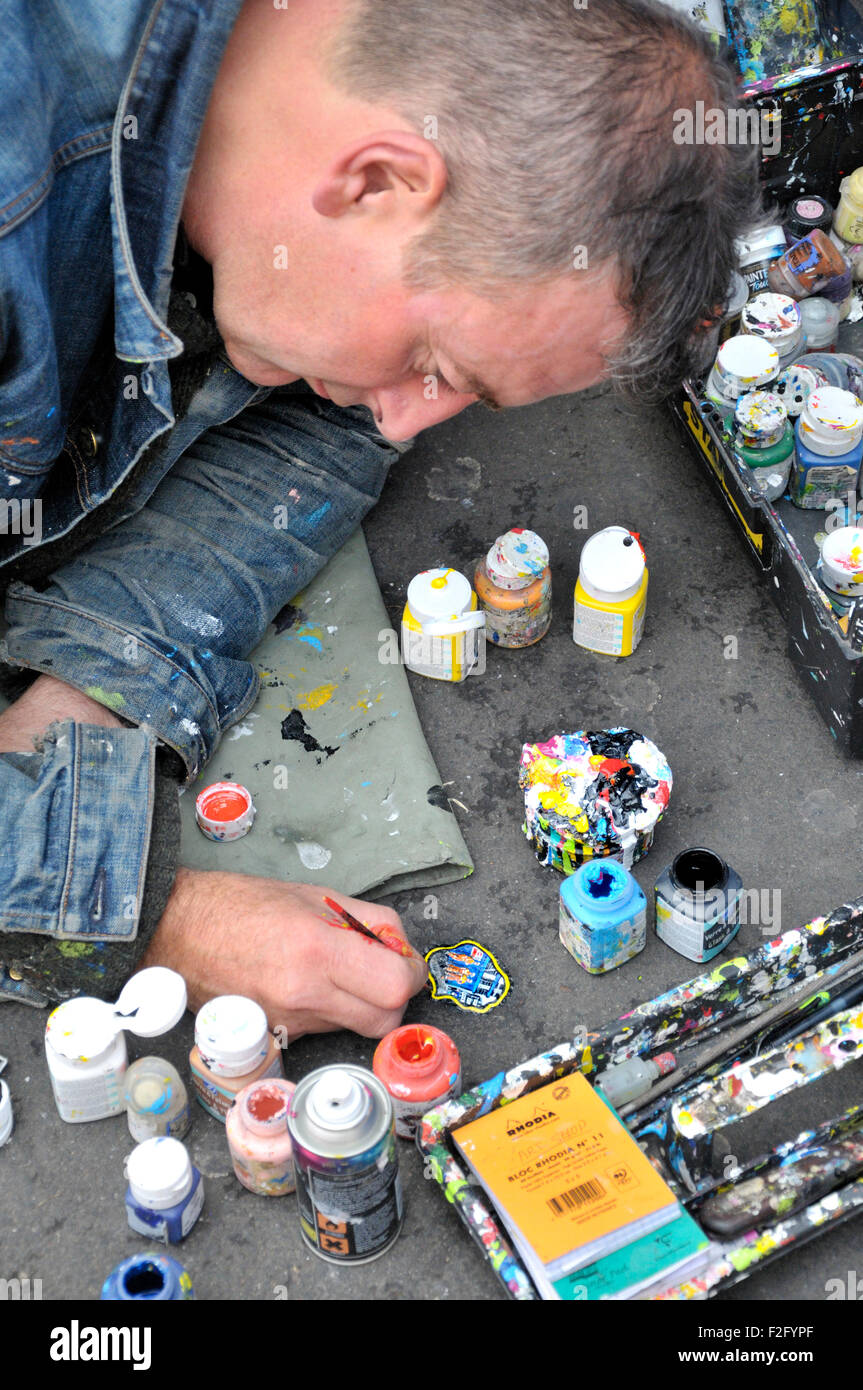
[417,898,863,1299]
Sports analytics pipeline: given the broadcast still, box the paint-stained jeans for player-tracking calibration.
[0,379,403,975]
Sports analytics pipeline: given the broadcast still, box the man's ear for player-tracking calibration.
[311,129,447,219]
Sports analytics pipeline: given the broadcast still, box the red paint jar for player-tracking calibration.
[373,1025,461,1140]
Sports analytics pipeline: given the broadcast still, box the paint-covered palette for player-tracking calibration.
[519,728,672,873]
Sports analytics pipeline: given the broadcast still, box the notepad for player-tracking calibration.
[452,1072,681,1298]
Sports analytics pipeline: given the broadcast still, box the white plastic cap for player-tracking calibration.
[821,527,863,594]
[307,1068,370,1129]
[579,527,645,600]
[195,995,269,1076]
[126,1137,194,1209]
[114,967,187,1038]
[0,1079,12,1147]
[486,529,549,589]
[406,568,473,627]
[45,996,119,1062]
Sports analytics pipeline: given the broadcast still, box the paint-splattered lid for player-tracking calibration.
[407,568,474,625]
[486,528,549,589]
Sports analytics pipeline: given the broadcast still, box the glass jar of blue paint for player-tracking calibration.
[558,860,647,974]
[125,1137,204,1244]
[101,1252,194,1301]
[654,848,743,963]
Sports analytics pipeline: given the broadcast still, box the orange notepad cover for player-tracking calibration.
[453,1073,677,1267]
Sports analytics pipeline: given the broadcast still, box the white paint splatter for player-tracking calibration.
[180,718,200,736]
[169,595,225,637]
[296,841,332,870]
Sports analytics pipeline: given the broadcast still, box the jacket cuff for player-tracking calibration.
[2,583,260,781]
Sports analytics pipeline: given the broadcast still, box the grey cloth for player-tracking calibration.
[179,528,474,897]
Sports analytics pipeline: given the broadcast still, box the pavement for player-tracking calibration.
[4,336,863,1303]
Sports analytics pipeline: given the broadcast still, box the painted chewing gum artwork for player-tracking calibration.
[419,894,863,1299]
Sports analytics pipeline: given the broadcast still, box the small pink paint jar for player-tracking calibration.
[195,781,255,842]
[226,1078,297,1195]
[373,1024,461,1140]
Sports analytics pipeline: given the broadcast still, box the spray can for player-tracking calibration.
[373,1025,462,1139]
[101,1252,194,1301]
[653,847,743,963]
[287,1065,402,1264]
[573,527,648,657]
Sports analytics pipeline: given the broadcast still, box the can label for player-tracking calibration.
[293,1138,403,1261]
[50,1066,126,1123]
[191,1054,282,1121]
[390,1074,462,1140]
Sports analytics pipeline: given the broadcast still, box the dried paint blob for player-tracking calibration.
[425,939,510,1013]
[519,728,672,872]
[195,781,256,841]
[774,363,828,417]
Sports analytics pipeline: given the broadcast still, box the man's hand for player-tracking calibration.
[141,867,428,1040]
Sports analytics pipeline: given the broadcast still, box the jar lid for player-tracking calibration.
[486,528,549,589]
[306,1068,370,1130]
[195,782,255,839]
[195,995,270,1075]
[741,293,802,344]
[735,224,786,267]
[788,194,833,229]
[821,527,863,594]
[774,363,828,416]
[45,967,187,1061]
[714,336,780,395]
[126,1137,193,1208]
[406,568,473,626]
[579,527,645,598]
[801,386,863,448]
[0,1079,12,1147]
[734,390,787,443]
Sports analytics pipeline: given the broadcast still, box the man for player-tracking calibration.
[0,0,758,1035]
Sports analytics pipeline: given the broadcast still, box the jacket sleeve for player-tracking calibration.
[1,387,403,784]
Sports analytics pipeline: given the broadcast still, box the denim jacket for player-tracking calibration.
[0,0,404,1003]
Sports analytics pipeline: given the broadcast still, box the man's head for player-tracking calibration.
[182,0,759,441]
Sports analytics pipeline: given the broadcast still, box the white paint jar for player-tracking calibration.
[0,1079,12,1146]
[401,568,485,681]
[44,967,187,1124]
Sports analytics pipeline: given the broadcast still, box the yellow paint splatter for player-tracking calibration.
[296,682,338,711]
[351,689,372,712]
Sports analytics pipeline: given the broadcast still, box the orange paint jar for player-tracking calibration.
[474,528,552,648]
[373,1024,461,1140]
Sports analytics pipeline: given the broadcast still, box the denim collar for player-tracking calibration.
[110,0,244,364]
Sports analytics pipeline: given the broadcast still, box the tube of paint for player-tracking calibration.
[558,860,648,974]
[123,1057,191,1142]
[101,1252,194,1301]
[226,1077,297,1195]
[474,528,552,648]
[373,1025,462,1139]
[596,1053,676,1109]
[44,967,187,1124]
[0,1078,12,1147]
[125,1137,205,1244]
[190,995,284,1121]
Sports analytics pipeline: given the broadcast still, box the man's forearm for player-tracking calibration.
[0,673,124,752]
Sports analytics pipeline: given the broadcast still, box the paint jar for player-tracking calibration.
[288,1065,402,1264]
[768,230,849,300]
[718,270,750,343]
[732,391,795,502]
[519,729,672,872]
[798,298,840,352]
[774,363,829,418]
[401,567,485,681]
[741,293,805,369]
[573,526,648,657]
[596,1052,676,1109]
[225,1077,297,1195]
[125,1137,204,1244]
[123,1057,191,1143]
[735,224,786,295]
[703,335,780,419]
[790,387,863,510]
[654,848,743,964]
[44,967,187,1124]
[784,194,834,245]
[373,1024,462,1139]
[796,352,863,393]
[473,528,552,648]
[834,167,863,244]
[195,781,255,841]
[0,1078,12,1147]
[818,528,863,616]
[190,995,283,1121]
[558,859,648,975]
[101,1252,194,1301]
[830,229,863,283]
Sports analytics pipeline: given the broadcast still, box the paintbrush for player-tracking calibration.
[322,896,420,963]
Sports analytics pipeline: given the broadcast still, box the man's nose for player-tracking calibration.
[372,384,480,443]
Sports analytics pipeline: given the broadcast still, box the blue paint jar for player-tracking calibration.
[101,1251,194,1300]
[125,1137,204,1244]
[790,386,863,509]
[654,848,743,963]
[558,860,647,974]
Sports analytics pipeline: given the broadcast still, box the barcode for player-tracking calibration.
[546,1178,605,1215]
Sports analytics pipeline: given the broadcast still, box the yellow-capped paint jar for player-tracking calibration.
[573,526,647,657]
[401,568,485,681]
[834,167,863,245]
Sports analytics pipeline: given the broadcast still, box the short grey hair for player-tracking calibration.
[326,0,761,400]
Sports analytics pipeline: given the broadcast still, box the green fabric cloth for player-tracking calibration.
[178,528,474,897]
